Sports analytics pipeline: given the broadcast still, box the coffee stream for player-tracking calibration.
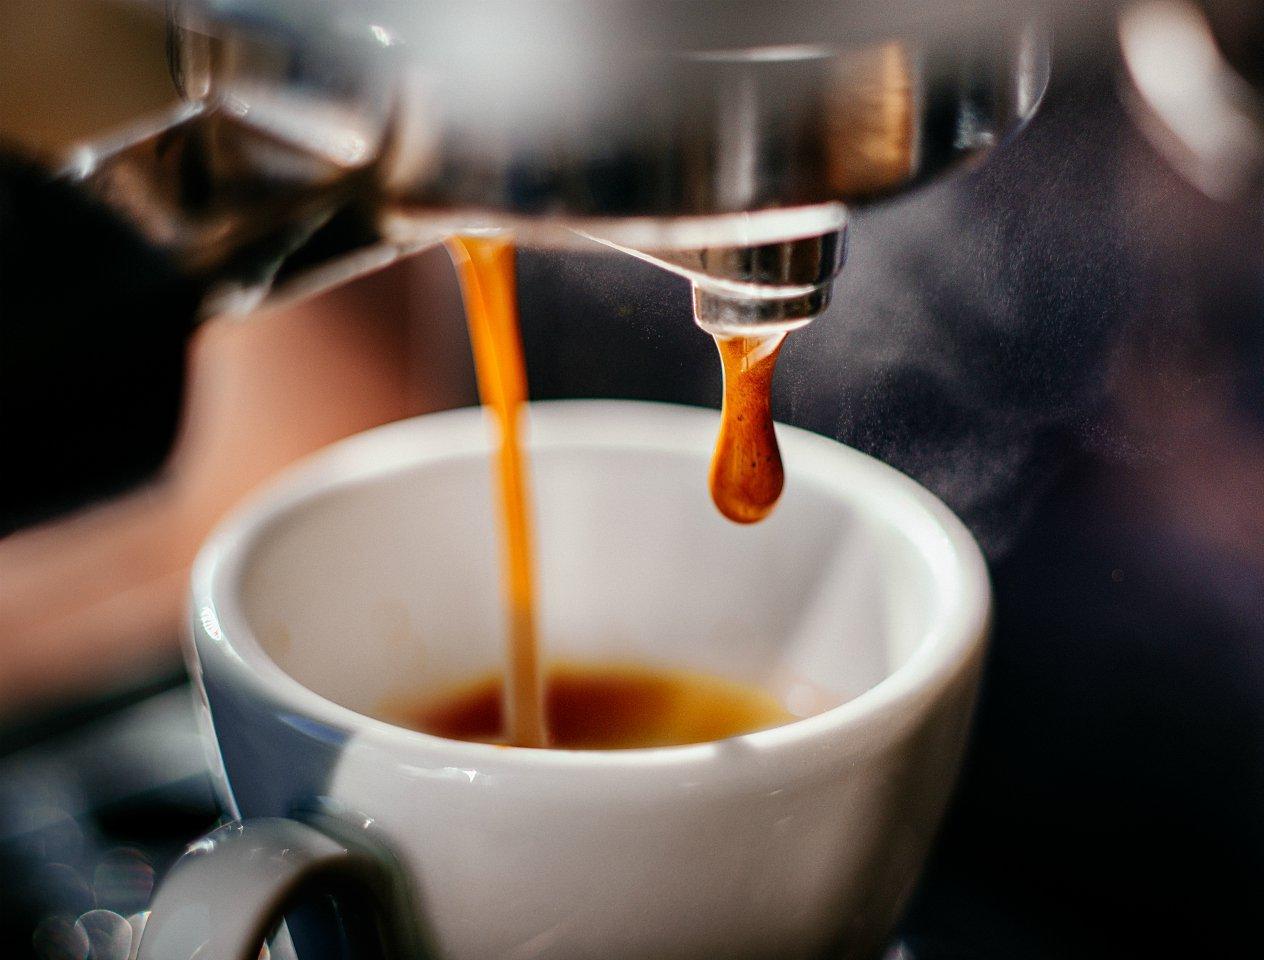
[446,235,548,749]
[447,236,790,748]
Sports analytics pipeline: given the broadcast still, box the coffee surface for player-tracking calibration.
[389,662,794,749]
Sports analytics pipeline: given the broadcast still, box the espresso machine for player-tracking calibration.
[61,0,1046,333]
[4,0,1264,958]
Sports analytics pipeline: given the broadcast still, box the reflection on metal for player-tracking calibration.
[825,42,919,199]
[583,217,847,333]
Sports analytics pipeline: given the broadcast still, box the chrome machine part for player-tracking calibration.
[64,1,1049,330]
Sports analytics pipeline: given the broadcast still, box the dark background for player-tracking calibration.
[3,57,1263,959]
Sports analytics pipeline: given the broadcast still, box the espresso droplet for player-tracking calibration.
[709,333,786,524]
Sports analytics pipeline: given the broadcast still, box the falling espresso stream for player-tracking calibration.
[446,235,548,748]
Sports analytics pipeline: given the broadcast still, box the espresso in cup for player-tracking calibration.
[387,662,794,749]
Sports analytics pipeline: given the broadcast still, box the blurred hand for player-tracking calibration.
[0,254,468,722]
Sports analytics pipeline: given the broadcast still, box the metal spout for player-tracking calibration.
[581,218,847,335]
[691,284,831,336]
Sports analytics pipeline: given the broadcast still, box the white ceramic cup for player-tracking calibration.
[143,400,989,960]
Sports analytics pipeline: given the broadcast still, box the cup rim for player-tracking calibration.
[191,399,990,772]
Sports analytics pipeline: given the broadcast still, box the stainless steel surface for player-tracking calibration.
[586,222,849,335]
[60,0,1047,331]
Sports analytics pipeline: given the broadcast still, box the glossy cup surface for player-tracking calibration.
[189,400,990,960]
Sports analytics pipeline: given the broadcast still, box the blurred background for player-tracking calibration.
[2,0,1263,958]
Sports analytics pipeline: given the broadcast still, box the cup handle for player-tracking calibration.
[136,817,428,960]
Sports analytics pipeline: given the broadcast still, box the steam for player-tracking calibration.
[775,86,1138,558]
[516,77,1142,560]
